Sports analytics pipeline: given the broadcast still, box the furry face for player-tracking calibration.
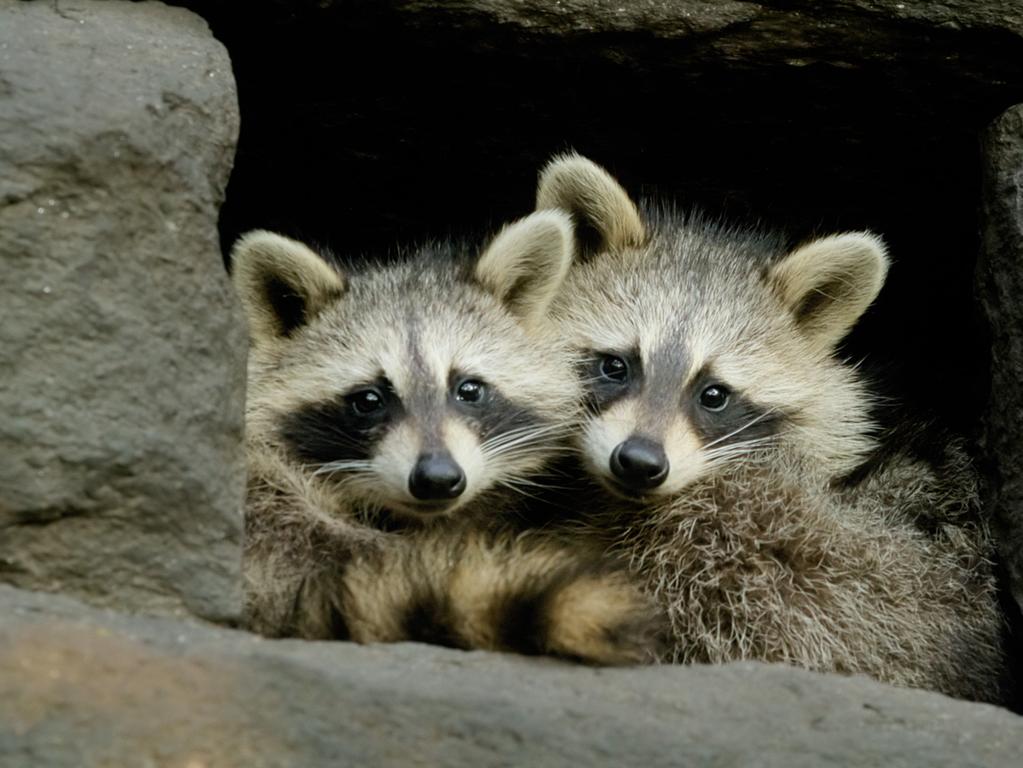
[539,155,887,499]
[233,212,581,522]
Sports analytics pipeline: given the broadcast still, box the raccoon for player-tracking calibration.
[232,211,663,664]
[535,153,1007,700]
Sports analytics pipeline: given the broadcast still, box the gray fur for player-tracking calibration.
[539,155,1006,701]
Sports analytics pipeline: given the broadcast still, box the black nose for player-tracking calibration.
[609,437,669,490]
[408,452,467,501]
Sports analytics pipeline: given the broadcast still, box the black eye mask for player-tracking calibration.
[582,350,643,413]
[280,378,402,466]
[686,373,784,449]
[447,370,548,444]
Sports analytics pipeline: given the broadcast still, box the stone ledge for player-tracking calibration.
[1,585,1020,767]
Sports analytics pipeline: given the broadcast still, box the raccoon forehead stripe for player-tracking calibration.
[405,313,430,381]
[404,361,446,440]
[642,337,692,410]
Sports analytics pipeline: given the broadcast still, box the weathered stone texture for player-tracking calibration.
[196,0,1023,39]
[378,0,1023,42]
[979,103,1023,615]
[0,0,245,621]
[1,585,1021,768]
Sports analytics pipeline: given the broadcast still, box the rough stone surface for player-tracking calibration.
[368,0,1023,48]
[1,585,1021,768]
[0,1,245,622]
[979,103,1023,617]
[191,0,1023,40]
[185,0,1023,86]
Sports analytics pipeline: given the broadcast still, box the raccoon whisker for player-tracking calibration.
[309,459,374,469]
[702,445,768,462]
[483,440,568,461]
[703,434,777,454]
[709,444,776,461]
[299,421,372,447]
[310,460,375,478]
[481,424,555,449]
[530,463,583,479]
[493,477,572,503]
[497,474,572,492]
[495,481,548,505]
[702,437,778,465]
[352,497,388,528]
[483,421,573,445]
[703,449,767,468]
[485,443,577,461]
[703,438,776,459]
[702,409,780,451]
[488,455,577,473]
[483,436,552,456]
[324,476,382,506]
[481,424,573,455]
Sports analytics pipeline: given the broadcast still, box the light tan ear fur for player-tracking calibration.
[474,210,574,329]
[231,230,345,345]
[769,232,889,351]
[536,152,645,254]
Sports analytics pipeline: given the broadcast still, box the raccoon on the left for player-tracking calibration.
[231,211,664,664]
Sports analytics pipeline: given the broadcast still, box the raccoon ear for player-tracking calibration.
[474,210,574,328]
[769,232,889,351]
[536,152,646,260]
[230,230,346,344]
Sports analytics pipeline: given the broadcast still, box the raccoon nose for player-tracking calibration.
[408,452,467,501]
[610,437,669,490]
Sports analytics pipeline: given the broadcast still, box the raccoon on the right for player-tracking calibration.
[537,153,1013,704]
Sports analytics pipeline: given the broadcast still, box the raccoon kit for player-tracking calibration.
[537,154,1006,701]
[231,211,662,664]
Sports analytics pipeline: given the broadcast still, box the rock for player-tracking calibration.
[186,0,1023,39]
[979,103,1023,617]
[185,1,1023,85]
[0,585,1020,768]
[0,0,245,622]
[360,0,1023,51]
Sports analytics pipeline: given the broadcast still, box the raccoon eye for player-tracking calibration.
[348,388,385,416]
[699,385,730,412]
[455,379,487,404]
[599,355,629,383]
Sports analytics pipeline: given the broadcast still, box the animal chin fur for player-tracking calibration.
[537,153,1006,702]
[594,454,1002,701]
[234,217,667,664]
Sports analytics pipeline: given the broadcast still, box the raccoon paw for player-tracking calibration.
[527,571,667,666]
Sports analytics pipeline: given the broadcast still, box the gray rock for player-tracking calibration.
[979,103,1023,616]
[0,585,1020,768]
[364,0,1023,124]
[199,0,1023,36]
[0,1,245,622]
[381,0,1023,40]
[181,1,1023,118]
